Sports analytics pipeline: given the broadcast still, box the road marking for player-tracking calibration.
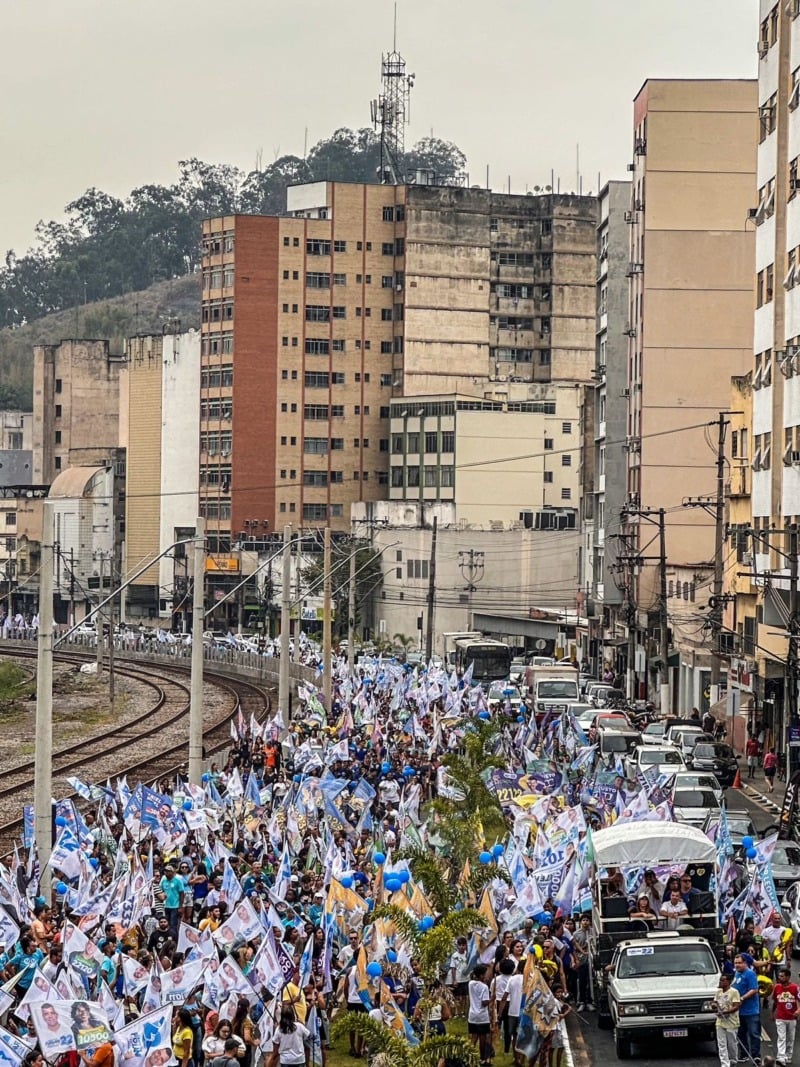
[742,783,782,816]
[565,1012,591,1067]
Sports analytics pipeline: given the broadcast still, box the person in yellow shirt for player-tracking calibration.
[172,1008,195,1067]
[281,981,308,1025]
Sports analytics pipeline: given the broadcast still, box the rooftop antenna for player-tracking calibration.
[370,4,415,185]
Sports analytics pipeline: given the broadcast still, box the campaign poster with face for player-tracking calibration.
[31,1000,111,1056]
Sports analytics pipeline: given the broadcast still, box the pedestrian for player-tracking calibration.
[467,964,492,1067]
[764,748,779,793]
[771,966,799,1066]
[746,736,760,779]
[733,953,761,1064]
[713,973,741,1067]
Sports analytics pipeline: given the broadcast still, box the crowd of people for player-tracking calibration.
[0,653,791,1067]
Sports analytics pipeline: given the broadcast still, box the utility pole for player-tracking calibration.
[96,553,104,675]
[279,524,292,722]
[711,412,727,703]
[34,502,54,890]
[658,508,670,714]
[188,517,205,786]
[108,573,115,709]
[322,527,332,711]
[458,549,485,630]
[347,545,356,676]
[425,516,438,661]
[293,537,302,664]
[788,524,798,763]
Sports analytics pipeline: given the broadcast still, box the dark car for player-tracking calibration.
[688,741,739,788]
[769,842,800,894]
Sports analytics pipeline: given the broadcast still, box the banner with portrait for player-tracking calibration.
[31,1000,111,1058]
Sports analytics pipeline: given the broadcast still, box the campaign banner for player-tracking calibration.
[160,958,205,1005]
[22,808,33,850]
[0,1025,33,1067]
[31,1000,111,1057]
[483,769,540,804]
[122,955,151,997]
[213,898,263,947]
[115,1008,173,1067]
[62,920,104,979]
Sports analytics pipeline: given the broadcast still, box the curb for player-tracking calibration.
[741,782,783,817]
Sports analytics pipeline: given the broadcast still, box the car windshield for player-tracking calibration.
[675,774,718,791]
[538,681,578,699]
[674,790,719,808]
[644,723,665,735]
[694,744,734,759]
[773,844,800,866]
[489,687,520,701]
[617,943,718,979]
[603,734,637,753]
[727,818,755,838]
[639,748,683,765]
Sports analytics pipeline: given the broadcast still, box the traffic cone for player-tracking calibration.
[732,768,742,789]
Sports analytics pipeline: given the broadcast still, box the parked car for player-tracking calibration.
[704,809,758,858]
[763,842,800,894]
[687,741,739,788]
[488,683,523,712]
[595,711,634,731]
[672,787,721,828]
[625,744,687,779]
[673,730,715,760]
[780,881,800,950]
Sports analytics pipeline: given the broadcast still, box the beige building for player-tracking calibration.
[32,340,125,485]
[622,78,758,704]
[123,332,201,623]
[199,182,596,546]
[0,410,32,452]
[387,387,582,528]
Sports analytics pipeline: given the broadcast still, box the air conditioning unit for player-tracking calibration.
[758,39,770,58]
[742,551,753,566]
[626,163,636,172]
[624,326,637,337]
[634,138,647,156]
[623,210,634,223]
[620,388,631,398]
[627,262,643,275]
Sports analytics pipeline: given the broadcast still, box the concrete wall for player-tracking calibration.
[125,336,164,591]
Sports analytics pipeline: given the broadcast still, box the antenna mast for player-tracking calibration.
[370,12,414,186]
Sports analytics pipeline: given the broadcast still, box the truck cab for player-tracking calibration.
[589,822,722,1058]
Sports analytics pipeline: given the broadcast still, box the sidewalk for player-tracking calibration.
[736,767,785,819]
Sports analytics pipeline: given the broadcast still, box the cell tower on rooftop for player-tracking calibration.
[370,9,415,185]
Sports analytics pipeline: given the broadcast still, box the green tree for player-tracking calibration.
[300,540,383,641]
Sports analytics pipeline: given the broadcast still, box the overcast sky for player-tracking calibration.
[1,0,757,254]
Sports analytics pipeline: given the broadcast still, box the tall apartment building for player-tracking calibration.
[623,79,757,704]
[585,181,631,672]
[200,182,596,547]
[727,0,800,753]
[32,340,125,485]
[123,332,200,623]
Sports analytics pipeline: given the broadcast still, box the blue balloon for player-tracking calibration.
[492,843,505,859]
[54,816,67,828]
[201,773,211,783]
[183,800,193,811]
[354,872,368,885]
[478,710,491,720]
[742,836,754,850]
[54,882,68,895]
[403,766,415,776]
[381,761,391,774]
[746,846,758,859]
[384,876,402,893]
[373,852,386,866]
[398,869,410,885]
[89,857,99,869]
[479,851,493,865]
[387,949,398,963]
[341,875,354,889]
[293,774,302,783]
[516,715,525,723]
[418,916,434,932]
[366,961,383,978]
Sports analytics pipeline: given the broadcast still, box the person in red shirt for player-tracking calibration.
[764,748,779,792]
[772,966,799,1065]
[746,736,760,779]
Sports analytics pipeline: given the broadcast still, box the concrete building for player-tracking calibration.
[123,331,201,624]
[387,388,582,528]
[0,410,32,451]
[199,182,596,546]
[622,78,758,706]
[32,340,125,485]
[725,0,800,757]
[351,500,580,655]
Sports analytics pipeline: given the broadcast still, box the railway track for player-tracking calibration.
[0,647,272,851]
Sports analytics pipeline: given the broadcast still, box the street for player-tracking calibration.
[568,774,788,1067]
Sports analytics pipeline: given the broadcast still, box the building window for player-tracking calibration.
[54,457,62,470]
[381,341,393,354]
[440,467,454,487]
[55,405,62,418]
[562,422,572,434]
[306,272,331,289]
[407,467,420,487]
[55,379,62,394]
[332,339,346,352]
[333,240,347,253]
[391,467,404,487]
[407,433,419,453]
[544,437,554,450]
[381,374,393,387]
[305,305,330,322]
[441,431,454,453]
[306,339,330,355]
[306,239,331,256]
[562,454,572,466]
[544,471,554,483]
[333,273,346,286]
[54,430,61,444]
[561,487,572,500]
[425,432,438,453]
[382,206,394,221]
[406,559,429,579]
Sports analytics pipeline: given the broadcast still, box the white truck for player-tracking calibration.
[590,822,722,1059]
[523,663,579,719]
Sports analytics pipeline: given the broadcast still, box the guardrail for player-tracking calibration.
[0,634,318,698]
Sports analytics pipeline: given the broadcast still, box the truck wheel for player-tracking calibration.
[597,1009,613,1031]
[615,1030,632,1059]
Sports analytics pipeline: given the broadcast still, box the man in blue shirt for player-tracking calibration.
[159,865,186,939]
[733,953,761,1063]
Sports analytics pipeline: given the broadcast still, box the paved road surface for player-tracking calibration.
[568,776,788,1067]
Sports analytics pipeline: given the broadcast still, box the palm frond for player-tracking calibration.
[372,903,423,945]
[330,1012,409,1062]
[409,1034,480,1067]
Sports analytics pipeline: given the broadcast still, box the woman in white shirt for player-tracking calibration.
[267,1007,309,1067]
[505,963,525,1055]
[467,964,492,1066]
